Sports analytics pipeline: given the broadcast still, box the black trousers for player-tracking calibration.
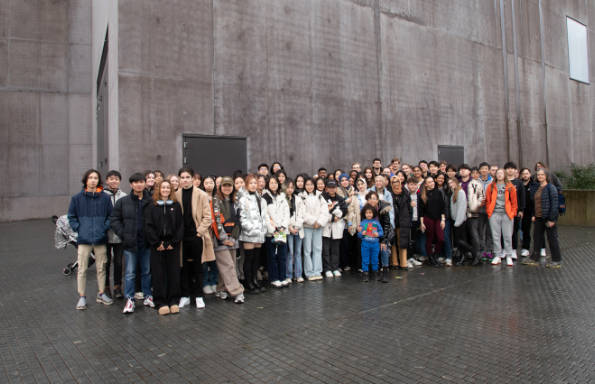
[340,230,357,269]
[243,248,260,285]
[150,248,181,308]
[453,224,473,254]
[521,214,532,250]
[465,217,481,260]
[106,243,124,289]
[322,237,341,272]
[532,218,562,262]
[181,237,203,298]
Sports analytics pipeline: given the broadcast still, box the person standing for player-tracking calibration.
[519,168,535,258]
[175,168,215,309]
[523,169,562,268]
[110,172,153,314]
[68,169,113,310]
[302,178,330,280]
[285,180,305,283]
[485,169,518,266]
[419,176,446,267]
[504,162,525,260]
[391,180,412,270]
[104,170,127,299]
[358,204,383,282]
[144,180,184,315]
[321,180,347,278]
[263,176,290,288]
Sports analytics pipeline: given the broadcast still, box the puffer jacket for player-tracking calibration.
[322,192,347,239]
[104,188,127,244]
[301,191,331,229]
[144,201,184,249]
[485,182,518,220]
[67,187,112,245]
[264,192,290,237]
[378,200,394,244]
[530,182,559,222]
[466,179,485,218]
[288,194,305,239]
[109,190,152,251]
[238,191,267,244]
[392,191,412,229]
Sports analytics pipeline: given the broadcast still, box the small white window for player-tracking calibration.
[566,17,589,83]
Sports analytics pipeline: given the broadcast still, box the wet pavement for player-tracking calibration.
[1,219,594,383]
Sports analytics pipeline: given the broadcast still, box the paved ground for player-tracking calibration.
[0,219,594,384]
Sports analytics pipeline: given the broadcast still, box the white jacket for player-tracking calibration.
[467,179,485,218]
[322,195,346,239]
[301,191,331,229]
[238,192,267,243]
[288,195,305,239]
[264,193,290,237]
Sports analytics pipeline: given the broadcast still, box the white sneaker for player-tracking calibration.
[296,277,304,283]
[179,296,190,308]
[540,248,546,257]
[76,296,87,310]
[271,280,282,288]
[491,256,501,265]
[203,285,214,295]
[412,258,422,266]
[195,297,205,309]
[233,293,245,304]
[506,255,513,266]
[122,298,135,314]
[521,249,530,257]
[418,256,428,262]
[210,284,217,293]
[143,296,155,308]
[283,278,292,285]
[333,270,342,277]
[438,257,445,263]
[445,259,452,267]
[216,291,229,300]
[407,260,414,269]
[511,250,518,260]
[133,292,144,301]
[325,271,333,278]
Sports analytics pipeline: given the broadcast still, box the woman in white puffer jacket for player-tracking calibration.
[284,180,305,283]
[262,176,290,288]
[301,178,331,280]
[238,174,267,293]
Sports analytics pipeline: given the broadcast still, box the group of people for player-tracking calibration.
[67,157,563,315]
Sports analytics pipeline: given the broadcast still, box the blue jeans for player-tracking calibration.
[267,240,287,282]
[380,245,390,267]
[361,240,380,272]
[287,234,303,279]
[303,227,323,277]
[441,219,453,260]
[124,247,151,299]
[202,261,218,287]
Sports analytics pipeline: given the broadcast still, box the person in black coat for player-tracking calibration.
[144,180,184,315]
[390,180,412,270]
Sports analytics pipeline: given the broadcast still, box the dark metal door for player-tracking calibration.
[437,145,464,166]
[183,135,247,177]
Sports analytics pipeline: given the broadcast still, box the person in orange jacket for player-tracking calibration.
[485,168,518,266]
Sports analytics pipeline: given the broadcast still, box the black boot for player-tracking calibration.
[381,268,389,283]
[377,268,384,281]
[471,253,482,266]
[362,272,369,282]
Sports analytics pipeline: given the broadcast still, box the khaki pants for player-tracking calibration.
[215,248,244,297]
[77,244,107,296]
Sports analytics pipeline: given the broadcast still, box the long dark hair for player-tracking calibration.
[81,169,102,189]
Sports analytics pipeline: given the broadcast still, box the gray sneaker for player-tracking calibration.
[546,261,562,269]
[96,292,114,305]
[234,293,245,304]
[76,296,87,310]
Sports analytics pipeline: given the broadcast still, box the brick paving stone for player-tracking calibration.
[0,220,594,383]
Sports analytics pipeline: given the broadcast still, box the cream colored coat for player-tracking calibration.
[175,186,215,264]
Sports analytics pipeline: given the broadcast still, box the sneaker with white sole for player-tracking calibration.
[203,285,214,295]
[283,278,292,285]
[412,258,422,266]
[134,292,144,301]
[491,256,501,265]
[96,292,113,306]
[196,297,205,309]
[143,296,155,308]
[234,293,245,304]
[296,277,304,283]
[325,271,333,278]
[511,250,518,260]
[216,291,229,300]
[540,248,546,257]
[445,259,452,267]
[179,296,190,308]
[506,255,513,266]
[407,260,414,269]
[521,249,530,257]
[438,257,445,263]
[271,280,282,288]
[76,296,87,310]
[333,270,342,277]
[122,298,135,314]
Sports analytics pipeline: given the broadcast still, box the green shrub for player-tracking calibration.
[556,163,595,190]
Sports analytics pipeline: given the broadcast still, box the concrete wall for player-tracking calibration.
[115,0,593,180]
[0,0,92,221]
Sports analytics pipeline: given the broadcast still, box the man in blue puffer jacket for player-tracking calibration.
[68,169,113,310]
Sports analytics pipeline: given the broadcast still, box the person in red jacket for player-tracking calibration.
[485,168,518,266]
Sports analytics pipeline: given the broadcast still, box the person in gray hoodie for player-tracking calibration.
[448,178,473,265]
